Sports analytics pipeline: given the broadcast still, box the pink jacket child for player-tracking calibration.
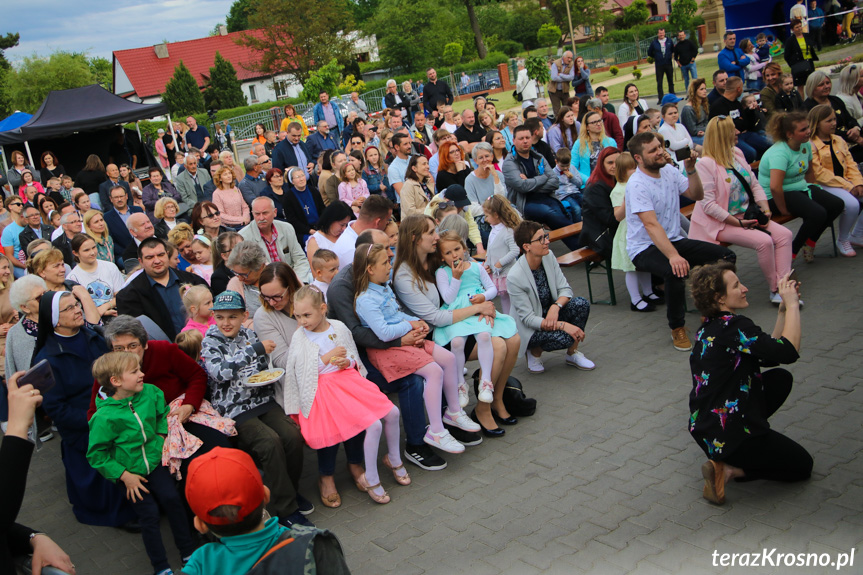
[338,179,370,212]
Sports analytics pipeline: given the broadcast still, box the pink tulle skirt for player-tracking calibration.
[296,369,394,449]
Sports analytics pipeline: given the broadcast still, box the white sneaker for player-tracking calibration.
[442,409,481,432]
[769,291,782,305]
[566,350,596,370]
[423,428,465,454]
[837,240,857,257]
[525,352,545,373]
[457,381,469,408]
[849,235,863,248]
[477,380,494,403]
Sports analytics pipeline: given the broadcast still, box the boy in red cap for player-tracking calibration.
[181,447,350,575]
[181,447,280,574]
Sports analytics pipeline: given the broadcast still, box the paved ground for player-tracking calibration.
[12,222,863,574]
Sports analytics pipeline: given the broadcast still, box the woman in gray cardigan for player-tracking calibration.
[392,214,521,433]
[507,220,595,375]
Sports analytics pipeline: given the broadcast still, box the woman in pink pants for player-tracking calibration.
[690,116,793,305]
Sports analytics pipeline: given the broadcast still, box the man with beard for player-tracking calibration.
[625,132,736,352]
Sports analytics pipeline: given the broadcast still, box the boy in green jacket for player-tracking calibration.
[87,351,197,575]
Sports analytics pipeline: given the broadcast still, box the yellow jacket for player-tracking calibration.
[811,134,863,191]
[280,115,309,138]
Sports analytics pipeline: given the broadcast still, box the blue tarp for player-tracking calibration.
[724,0,802,42]
[0,112,32,133]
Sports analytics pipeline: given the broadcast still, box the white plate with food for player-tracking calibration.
[243,368,285,387]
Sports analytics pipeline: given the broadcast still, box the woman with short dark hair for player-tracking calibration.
[688,262,811,505]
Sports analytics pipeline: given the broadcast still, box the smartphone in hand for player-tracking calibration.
[19,359,56,393]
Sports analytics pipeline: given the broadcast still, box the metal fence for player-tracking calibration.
[574,37,656,69]
[225,66,505,140]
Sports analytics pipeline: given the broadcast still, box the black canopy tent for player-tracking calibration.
[0,84,173,180]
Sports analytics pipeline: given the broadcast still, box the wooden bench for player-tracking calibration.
[548,222,582,243]
[556,247,616,306]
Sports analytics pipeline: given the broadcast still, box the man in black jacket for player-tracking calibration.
[673,30,699,92]
[51,211,84,267]
[116,237,209,341]
[422,68,453,116]
[272,123,315,176]
[18,205,53,256]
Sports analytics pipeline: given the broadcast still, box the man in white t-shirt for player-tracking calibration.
[625,132,736,351]
[332,194,394,269]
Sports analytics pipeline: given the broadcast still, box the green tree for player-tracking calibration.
[623,0,650,28]
[0,32,20,70]
[442,42,464,67]
[537,23,561,56]
[525,55,550,87]
[459,0,487,60]
[238,0,355,85]
[11,51,95,113]
[669,0,699,36]
[88,56,112,90]
[368,0,466,71]
[204,52,247,110]
[301,59,343,102]
[505,1,552,51]
[548,0,612,43]
[162,61,206,116]
[226,0,253,32]
[350,0,381,26]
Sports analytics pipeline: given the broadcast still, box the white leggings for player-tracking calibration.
[820,185,863,241]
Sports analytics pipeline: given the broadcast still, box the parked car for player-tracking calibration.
[647,14,669,24]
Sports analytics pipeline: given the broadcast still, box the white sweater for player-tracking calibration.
[280,319,366,417]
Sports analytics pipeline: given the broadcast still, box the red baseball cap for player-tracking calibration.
[185,447,265,526]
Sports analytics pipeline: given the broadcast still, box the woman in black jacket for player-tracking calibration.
[580,147,621,261]
[688,261,810,505]
[784,17,818,91]
[1,372,77,574]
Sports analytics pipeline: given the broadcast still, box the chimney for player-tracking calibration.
[219,25,228,36]
[154,43,169,59]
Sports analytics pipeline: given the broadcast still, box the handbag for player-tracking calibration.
[472,370,537,417]
[513,89,523,102]
[728,166,770,228]
[790,59,815,76]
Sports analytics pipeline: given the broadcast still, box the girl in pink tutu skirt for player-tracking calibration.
[282,285,408,505]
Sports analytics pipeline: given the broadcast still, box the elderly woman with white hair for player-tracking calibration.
[803,70,863,162]
[836,63,863,127]
[219,149,244,182]
[226,241,269,327]
[401,80,421,126]
[465,142,506,207]
[384,79,410,122]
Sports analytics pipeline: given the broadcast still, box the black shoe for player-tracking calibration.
[280,509,314,528]
[118,519,141,533]
[470,408,505,437]
[630,299,657,313]
[645,292,665,305]
[491,406,518,425]
[404,443,447,470]
[296,493,315,515]
[36,418,54,442]
[445,423,483,446]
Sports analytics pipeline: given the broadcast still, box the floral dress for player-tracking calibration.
[688,314,800,461]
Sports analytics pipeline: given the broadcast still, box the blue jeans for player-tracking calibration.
[131,466,196,572]
[12,266,26,279]
[317,433,365,476]
[360,348,426,447]
[736,131,771,164]
[523,195,581,250]
[746,78,765,92]
[680,63,698,91]
[557,192,583,224]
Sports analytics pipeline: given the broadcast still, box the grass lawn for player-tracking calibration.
[453,91,520,114]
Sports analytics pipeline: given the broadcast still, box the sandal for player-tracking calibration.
[357,473,390,504]
[383,454,412,486]
[701,460,726,505]
[318,478,341,508]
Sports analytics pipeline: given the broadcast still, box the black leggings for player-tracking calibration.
[769,187,844,254]
[723,369,813,482]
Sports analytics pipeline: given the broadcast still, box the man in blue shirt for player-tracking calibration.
[809,0,825,50]
[717,31,750,80]
[305,121,338,163]
[184,116,211,151]
[312,91,344,140]
[238,157,267,207]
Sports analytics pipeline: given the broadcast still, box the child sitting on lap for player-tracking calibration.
[88,352,197,575]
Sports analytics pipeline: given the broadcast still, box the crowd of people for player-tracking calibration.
[3,25,861,572]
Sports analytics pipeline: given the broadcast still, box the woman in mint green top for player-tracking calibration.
[757,111,844,260]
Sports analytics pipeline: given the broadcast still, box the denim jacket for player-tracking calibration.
[355,282,418,343]
[362,166,390,195]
